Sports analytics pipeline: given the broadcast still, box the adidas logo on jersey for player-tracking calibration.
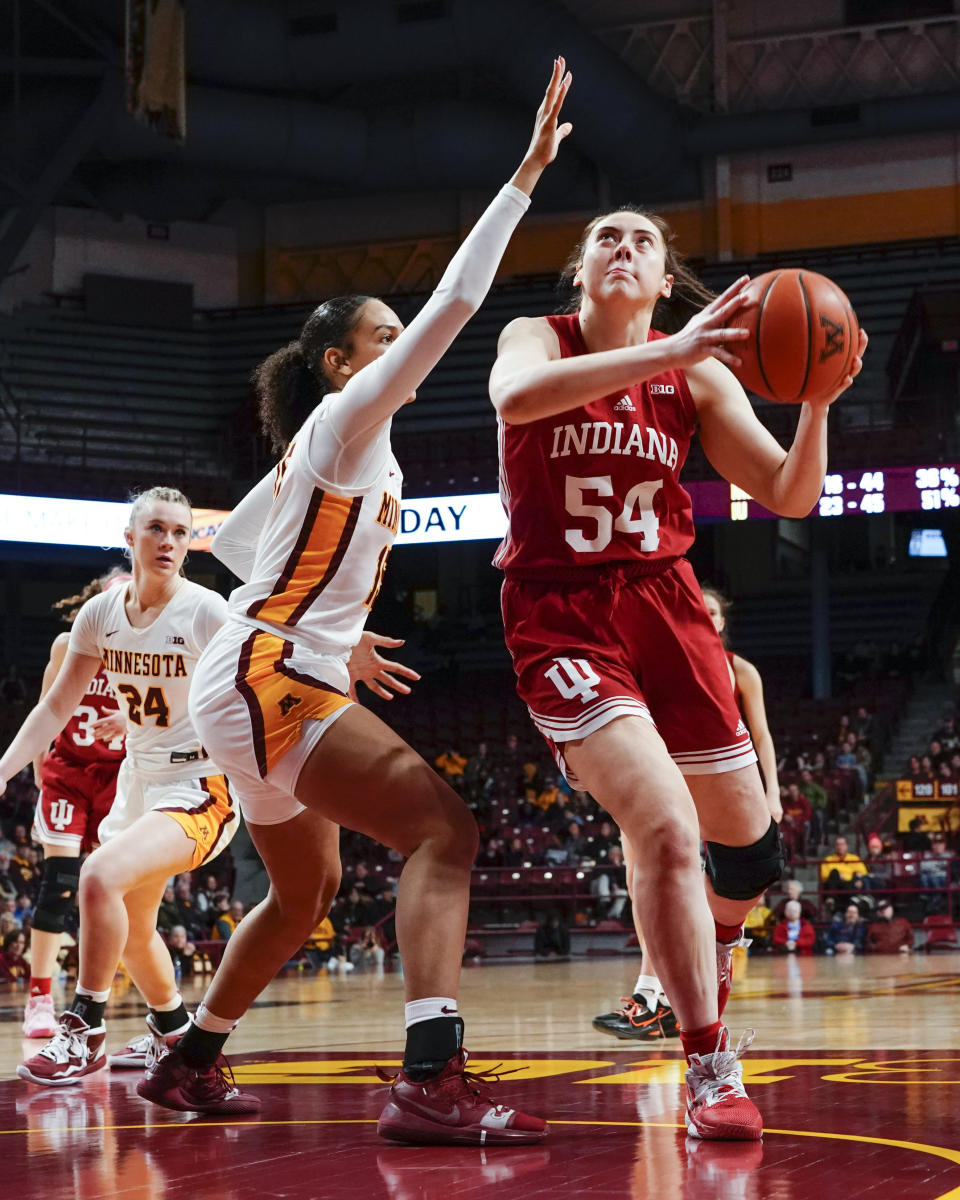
[649,383,675,394]
[613,395,635,411]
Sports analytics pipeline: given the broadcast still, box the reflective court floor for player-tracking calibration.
[1,953,959,1200]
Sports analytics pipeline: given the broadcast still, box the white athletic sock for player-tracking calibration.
[75,985,111,1003]
[633,974,663,1009]
[194,1002,239,1034]
[404,997,459,1028]
[151,992,184,1013]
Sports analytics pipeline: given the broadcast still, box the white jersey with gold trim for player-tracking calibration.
[226,411,403,663]
[70,579,227,777]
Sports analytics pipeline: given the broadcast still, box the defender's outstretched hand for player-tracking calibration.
[511,57,573,196]
[347,632,421,702]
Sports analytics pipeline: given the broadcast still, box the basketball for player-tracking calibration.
[730,268,860,404]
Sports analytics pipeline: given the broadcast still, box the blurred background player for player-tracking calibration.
[490,202,864,1138]
[23,569,130,1040]
[592,585,780,1042]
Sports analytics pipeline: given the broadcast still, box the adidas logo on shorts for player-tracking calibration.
[613,396,635,411]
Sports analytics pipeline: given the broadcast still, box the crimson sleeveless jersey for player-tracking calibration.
[52,667,124,766]
[494,313,697,576]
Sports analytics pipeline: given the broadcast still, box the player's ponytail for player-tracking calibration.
[252,295,373,456]
[52,566,131,623]
[561,207,714,331]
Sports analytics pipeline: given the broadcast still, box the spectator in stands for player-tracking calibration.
[463,742,495,806]
[0,927,28,981]
[852,707,873,743]
[173,876,202,939]
[905,755,928,783]
[0,911,19,939]
[854,739,874,793]
[901,815,932,853]
[943,799,960,849]
[820,835,868,910]
[780,783,812,859]
[338,885,366,933]
[938,762,954,787]
[500,837,527,868]
[477,836,505,869]
[772,900,816,956]
[863,833,895,896]
[866,901,913,954]
[824,904,866,954]
[302,915,340,970]
[743,891,774,952]
[534,910,570,960]
[920,832,952,894]
[349,925,386,969]
[157,884,179,935]
[542,832,571,867]
[0,853,17,903]
[211,896,244,941]
[194,872,222,919]
[13,894,33,926]
[564,820,588,863]
[434,745,468,783]
[928,740,947,770]
[590,845,629,921]
[848,874,876,918]
[772,879,819,923]
[835,714,852,745]
[168,925,200,980]
[920,754,935,780]
[933,714,959,752]
[589,820,617,862]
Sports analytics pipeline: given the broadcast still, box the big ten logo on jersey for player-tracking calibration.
[48,798,76,832]
[375,491,400,536]
[549,421,678,470]
[545,658,602,705]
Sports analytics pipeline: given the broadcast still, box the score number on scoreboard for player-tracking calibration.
[818,471,885,517]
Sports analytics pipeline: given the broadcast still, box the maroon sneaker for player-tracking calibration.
[17,1011,106,1086]
[717,930,751,1017]
[377,1050,547,1146]
[137,1046,260,1115]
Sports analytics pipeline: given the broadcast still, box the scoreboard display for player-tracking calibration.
[687,464,960,523]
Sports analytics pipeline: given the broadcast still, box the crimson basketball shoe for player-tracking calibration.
[684,1027,762,1142]
[716,930,751,1017]
[377,1050,547,1146]
[17,1011,106,1086]
[107,1012,191,1069]
[136,1046,261,1115]
[593,995,680,1040]
[22,993,57,1039]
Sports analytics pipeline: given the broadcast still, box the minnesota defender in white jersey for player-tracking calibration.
[140,60,572,1138]
[0,486,240,1090]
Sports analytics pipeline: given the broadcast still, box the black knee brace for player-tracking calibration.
[32,856,81,933]
[705,819,785,902]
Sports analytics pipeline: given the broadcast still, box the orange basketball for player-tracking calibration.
[730,269,859,404]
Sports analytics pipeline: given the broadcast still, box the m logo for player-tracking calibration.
[545,657,602,705]
[819,314,845,362]
[49,798,75,832]
[278,693,302,717]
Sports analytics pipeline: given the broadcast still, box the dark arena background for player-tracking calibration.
[2,2,960,1198]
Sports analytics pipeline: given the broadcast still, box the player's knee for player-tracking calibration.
[632,818,702,884]
[77,852,118,909]
[32,856,81,933]
[705,819,786,902]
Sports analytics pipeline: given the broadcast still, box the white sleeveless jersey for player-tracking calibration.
[226,407,403,660]
[70,579,228,776]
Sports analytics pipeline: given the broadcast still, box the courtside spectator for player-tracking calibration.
[902,816,932,852]
[744,891,775,951]
[820,835,868,909]
[772,900,816,955]
[772,879,819,923]
[866,901,913,953]
[211,897,245,941]
[168,925,201,979]
[825,904,866,954]
[534,911,570,960]
[0,927,28,980]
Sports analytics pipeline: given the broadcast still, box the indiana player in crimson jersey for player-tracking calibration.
[23,569,130,1040]
[490,206,867,1142]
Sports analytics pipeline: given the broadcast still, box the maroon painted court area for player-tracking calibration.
[3,1049,959,1199]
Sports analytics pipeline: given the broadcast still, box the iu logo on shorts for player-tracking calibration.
[545,657,601,705]
[49,798,76,832]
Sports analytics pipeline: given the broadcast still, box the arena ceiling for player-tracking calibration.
[2,0,960,286]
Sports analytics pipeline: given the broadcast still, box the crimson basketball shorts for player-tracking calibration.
[501,557,756,787]
[34,749,122,852]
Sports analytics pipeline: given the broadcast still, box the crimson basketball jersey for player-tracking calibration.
[52,667,124,766]
[494,313,697,576]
